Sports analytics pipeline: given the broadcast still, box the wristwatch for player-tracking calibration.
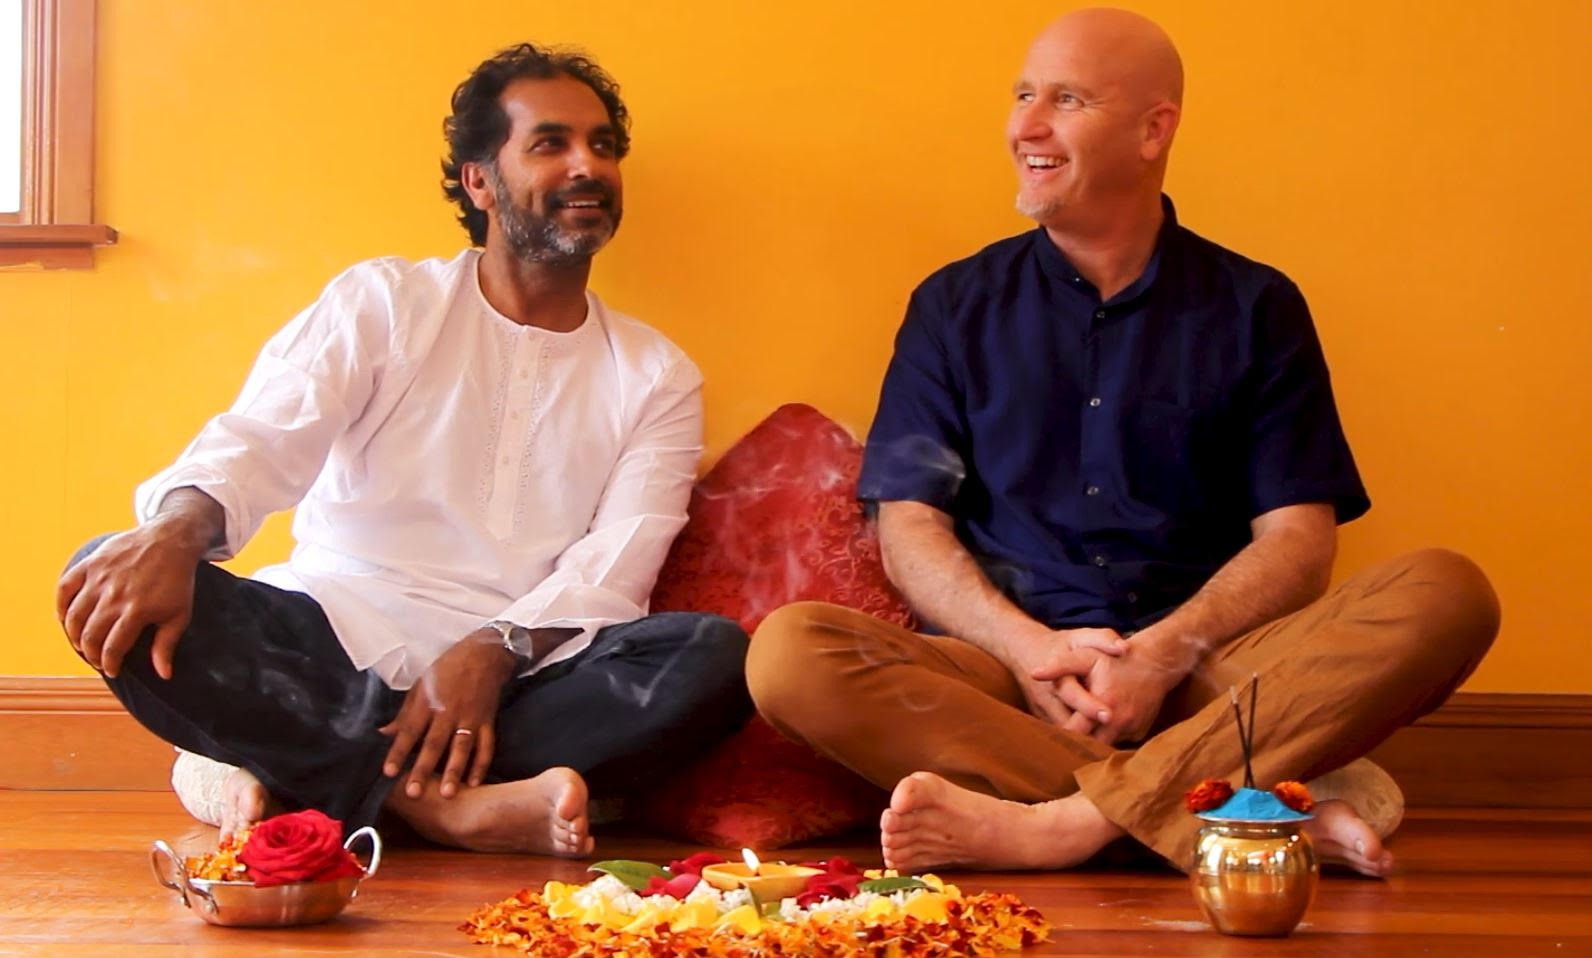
[483,619,535,663]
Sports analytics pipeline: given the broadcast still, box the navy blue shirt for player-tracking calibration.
[860,198,1368,633]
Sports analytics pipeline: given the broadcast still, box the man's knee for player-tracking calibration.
[1400,547,1500,648]
[681,613,750,677]
[747,600,875,719]
[1371,548,1501,678]
[63,533,117,573]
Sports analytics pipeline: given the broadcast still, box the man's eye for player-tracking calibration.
[1015,90,1035,103]
[531,137,565,152]
[592,139,617,155]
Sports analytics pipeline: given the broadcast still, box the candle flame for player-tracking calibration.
[741,848,761,874]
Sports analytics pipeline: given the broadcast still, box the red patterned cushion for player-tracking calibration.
[643,403,913,848]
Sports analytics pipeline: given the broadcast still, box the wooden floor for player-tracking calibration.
[2,791,1589,957]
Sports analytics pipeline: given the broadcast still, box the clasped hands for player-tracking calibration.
[1012,625,1185,745]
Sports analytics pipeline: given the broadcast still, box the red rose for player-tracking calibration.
[1184,778,1234,813]
[237,809,364,887]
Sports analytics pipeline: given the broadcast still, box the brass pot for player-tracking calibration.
[1190,821,1317,937]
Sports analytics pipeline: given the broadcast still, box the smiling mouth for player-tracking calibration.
[1021,155,1066,172]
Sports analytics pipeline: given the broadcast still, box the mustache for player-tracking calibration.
[548,182,617,211]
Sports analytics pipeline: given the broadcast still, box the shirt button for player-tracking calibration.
[1092,555,1107,567]
[1094,310,1106,320]
[1127,592,1139,604]
[500,456,511,466]
[1088,397,1102,408]
[1071,276,1082,284]
[1085,485,1100,496]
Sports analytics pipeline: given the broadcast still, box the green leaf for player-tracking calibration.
[588,859,668,892]
[859,876,931,894]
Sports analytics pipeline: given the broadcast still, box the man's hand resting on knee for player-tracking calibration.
[56,489,223,680]
[380,634,520,799]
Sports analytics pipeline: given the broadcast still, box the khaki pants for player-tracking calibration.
[747,548,1499,869]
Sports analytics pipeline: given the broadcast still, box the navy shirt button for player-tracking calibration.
[1127,592,1139,603]
[1094,310,1106,320]
[1088,397,1102,408]
[1092,555,1107,567]
[1086,485,1100,496]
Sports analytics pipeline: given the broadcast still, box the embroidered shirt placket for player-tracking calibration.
[489,330,542,537]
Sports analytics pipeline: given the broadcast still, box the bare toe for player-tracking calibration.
[1306,799,1394,878]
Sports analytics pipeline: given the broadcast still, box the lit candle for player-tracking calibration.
[702,849,823,904]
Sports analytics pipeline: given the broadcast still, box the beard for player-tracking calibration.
[491,173,622,264]
[1015,188,1060,222]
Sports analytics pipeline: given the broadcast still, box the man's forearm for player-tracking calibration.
[1132,504,1336,674]
[148,487,228,556]
[878,501,1050,667]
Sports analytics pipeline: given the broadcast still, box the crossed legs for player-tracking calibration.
[73,539,751,857]
[749,549,1499,875]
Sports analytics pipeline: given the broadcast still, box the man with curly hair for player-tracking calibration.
[58,43,751,857]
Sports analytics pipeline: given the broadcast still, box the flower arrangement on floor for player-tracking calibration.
[185,809,365,886]
[460,852,1050,956]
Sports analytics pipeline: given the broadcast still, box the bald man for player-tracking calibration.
[748,9,1499,876]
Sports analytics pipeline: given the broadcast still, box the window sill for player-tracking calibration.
[0,224,119,269]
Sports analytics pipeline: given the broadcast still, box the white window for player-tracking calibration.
[0,0,114,268]
[1,0,22,214]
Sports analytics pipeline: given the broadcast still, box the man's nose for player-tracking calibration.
[1010,101,1051,142]
[566,145,608,180]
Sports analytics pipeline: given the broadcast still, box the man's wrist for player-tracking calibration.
[483,620,536,667]
[1125,622,1198,683]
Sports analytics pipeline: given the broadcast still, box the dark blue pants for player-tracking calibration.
[69,537,752,832]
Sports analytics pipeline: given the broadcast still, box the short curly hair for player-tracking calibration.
[441,43,631,246]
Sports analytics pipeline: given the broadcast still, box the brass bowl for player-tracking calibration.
[1190,821,1317,937]
[151,826,381,927]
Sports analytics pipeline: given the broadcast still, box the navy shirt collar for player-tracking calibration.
[1033,194,1179,307]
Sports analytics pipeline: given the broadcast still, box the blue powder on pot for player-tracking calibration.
[1198,787,1313,823]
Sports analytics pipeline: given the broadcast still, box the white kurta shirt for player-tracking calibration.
[136,250,703,690]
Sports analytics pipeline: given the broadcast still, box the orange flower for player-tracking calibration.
[459,886,1050,956]
[1184,777,1234,813]
[1272,781,1315,813]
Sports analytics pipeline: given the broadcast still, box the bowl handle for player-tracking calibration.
[345,826,382,879]
[150,841,189,902]
[149,840,215,914]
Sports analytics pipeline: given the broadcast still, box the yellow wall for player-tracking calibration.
[6,1,1588,691]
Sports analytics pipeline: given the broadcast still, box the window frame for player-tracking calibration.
[0,0,115,269]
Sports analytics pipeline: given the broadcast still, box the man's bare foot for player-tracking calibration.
[880,771,1124,872]
[386,766,593,856]
[1305,799,1394,877]
[220,766,279,839]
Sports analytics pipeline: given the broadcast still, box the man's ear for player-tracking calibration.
[1140,102,1181,162]
[461,161,497,213]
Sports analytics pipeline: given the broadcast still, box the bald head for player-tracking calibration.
[1029,8,1183,109]
[1006,8,1184,234]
